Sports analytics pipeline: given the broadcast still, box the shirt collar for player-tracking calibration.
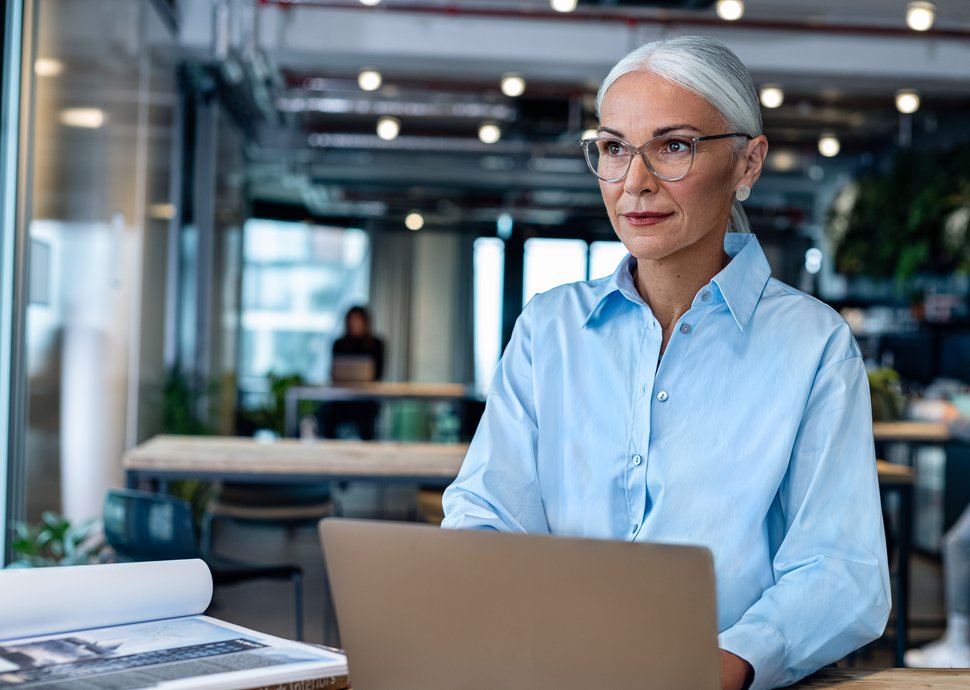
[583,233,772,331]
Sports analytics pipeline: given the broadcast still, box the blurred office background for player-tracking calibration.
[1,0,970,647]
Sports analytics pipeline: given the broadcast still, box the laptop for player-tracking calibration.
[319,518,721,690]
[330,354,376,384]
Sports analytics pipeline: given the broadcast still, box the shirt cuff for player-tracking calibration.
[718,621,789,690]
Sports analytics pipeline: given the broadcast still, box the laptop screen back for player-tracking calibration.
[320,519,721,690]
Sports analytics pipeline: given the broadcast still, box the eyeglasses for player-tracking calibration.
[580,132,753,183]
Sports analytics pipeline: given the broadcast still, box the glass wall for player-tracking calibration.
[21,0,177,523]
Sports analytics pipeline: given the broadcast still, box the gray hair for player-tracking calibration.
[596,35,762,233]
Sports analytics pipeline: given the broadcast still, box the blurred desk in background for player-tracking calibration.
[790,668,970,688]
[284,382,485,439]
[873,421,950,444]
[124,435,468,491]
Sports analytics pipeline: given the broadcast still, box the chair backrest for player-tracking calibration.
[103,489,201,562]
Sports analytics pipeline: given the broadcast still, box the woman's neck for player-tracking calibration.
[633,236,729,353]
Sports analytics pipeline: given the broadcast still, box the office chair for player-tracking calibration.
[103,488,304,640]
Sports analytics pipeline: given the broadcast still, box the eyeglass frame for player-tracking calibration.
[580,131,754,183]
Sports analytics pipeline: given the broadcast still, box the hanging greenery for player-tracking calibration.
[828,141,970,282]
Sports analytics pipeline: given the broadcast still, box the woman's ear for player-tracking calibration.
[738,135,769,188]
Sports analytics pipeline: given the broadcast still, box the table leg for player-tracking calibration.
[895,483,913,667]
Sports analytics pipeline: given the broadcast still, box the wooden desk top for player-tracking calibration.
[875,459,914,486]
[790,668,970,688]
[123,435,468,480]
[289,382,484,400]
[873,421,951,443]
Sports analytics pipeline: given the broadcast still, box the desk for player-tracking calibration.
[873,421,951,444]
[790,667,970,688]
[124,435,468,490]
[875,460,914,668]
[284,382,485,438]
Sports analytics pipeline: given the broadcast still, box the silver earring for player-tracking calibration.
[735,185,751,202]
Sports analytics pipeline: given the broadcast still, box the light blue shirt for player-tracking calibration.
[442,233,891,690]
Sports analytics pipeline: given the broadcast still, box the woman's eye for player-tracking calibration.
[664,139,691,154]
[606,141,625,156]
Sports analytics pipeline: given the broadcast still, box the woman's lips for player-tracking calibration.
[621,211,674,226]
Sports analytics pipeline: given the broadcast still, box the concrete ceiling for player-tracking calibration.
[170,0,970,233]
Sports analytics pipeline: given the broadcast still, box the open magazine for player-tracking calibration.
[0,559,348,690]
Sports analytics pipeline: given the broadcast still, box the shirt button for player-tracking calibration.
[656,390,668,402]
[701,292,712,302]
[680,323,692,334]
[633,454,642,466]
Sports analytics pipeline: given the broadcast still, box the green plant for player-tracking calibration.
[828,141,970,282]
[163,367,217,436]
[244,371,312,437]
[8,511,104,568]
[868,367,906,422]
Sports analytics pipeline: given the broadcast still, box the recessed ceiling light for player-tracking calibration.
[405,212,425,231]
[906,2,935,31]
[759,85,784,109]
[895,89,921,114]
[818,134,841,158]
[716,0,744,21]
[376,116,400,141]
[34,58,63,77]
[358,69,382,92]
[359,0,382,6]
[501,74,526,98]
[59,108,105,129]
[581,128,598,141]
[479,123,502,144]
[550,0,578,13]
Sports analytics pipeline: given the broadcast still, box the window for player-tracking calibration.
[238,219,369,409]
[523,238,588,305]
[473,238,504,389]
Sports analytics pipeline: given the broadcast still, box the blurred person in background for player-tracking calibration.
[323,306,384,440]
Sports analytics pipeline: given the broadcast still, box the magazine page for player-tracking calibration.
[0,560,212,642]
[0,614,347,690]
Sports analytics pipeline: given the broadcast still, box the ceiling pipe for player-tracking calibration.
[257,0,970,39]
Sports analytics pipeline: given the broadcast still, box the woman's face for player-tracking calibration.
[347,312,368,337]
[597,71,766,264]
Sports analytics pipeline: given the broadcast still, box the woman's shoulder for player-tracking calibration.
[759,277,859,357]
[524,275,616,322]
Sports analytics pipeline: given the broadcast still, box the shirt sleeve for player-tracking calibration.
[441,300,550,533]
[718,344,892,690]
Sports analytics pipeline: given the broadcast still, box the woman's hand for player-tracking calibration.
[720,649,754,690]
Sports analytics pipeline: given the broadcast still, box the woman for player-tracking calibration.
[442,36,890,690]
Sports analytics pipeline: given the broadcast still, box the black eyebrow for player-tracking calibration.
[597,123,703,139]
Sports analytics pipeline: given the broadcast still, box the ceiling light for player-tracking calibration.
[715,0,744,21]
[906,2,935,31]
[581,128,598,141]
[479,123,502,144]
[359,0,383,6]
[59,108,105,129]
[34,58,63,77]
[376,116,400,141]
[895,89,921,114]
[759,85,784,109]
[550,0,578,13]
[818,134,840,158]
[358,69,382,92]
[805,248,823,275]
[405,212,424,231]
[501,74,526,98]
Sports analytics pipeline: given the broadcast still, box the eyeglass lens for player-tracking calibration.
[585,135,695,181]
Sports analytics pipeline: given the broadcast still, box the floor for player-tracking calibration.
[206,483,949,669]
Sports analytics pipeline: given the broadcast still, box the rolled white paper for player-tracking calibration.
[0,559,213,641]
